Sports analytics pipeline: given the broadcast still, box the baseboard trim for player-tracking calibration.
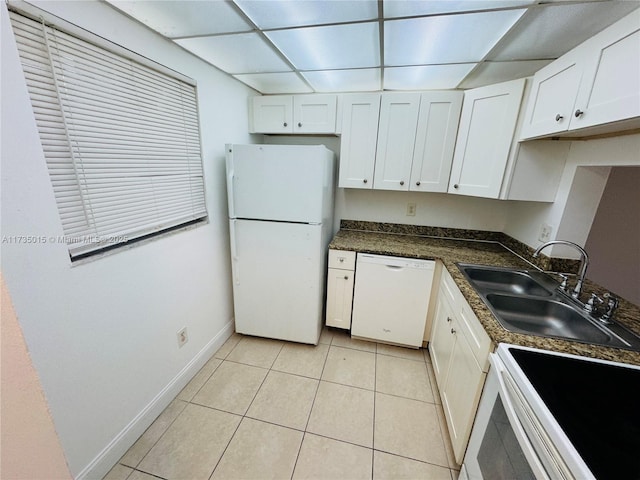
[76,321,234,480]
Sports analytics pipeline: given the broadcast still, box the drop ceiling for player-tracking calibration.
[106,0,640,93]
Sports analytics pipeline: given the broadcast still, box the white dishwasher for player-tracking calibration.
[351,253,435,348]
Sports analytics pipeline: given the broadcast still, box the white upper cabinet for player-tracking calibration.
[250,94,337,134]
[338,93,381,189]
[339,91,463,192]
[573,11,640,131]
[293,95,338,133]
[449,78,570,202]
[374,93,421,191]
[250,95,293,134]
[517,51,583,139]
[411,92,463,193]
[449,79,526,199]
[520,9,640,140]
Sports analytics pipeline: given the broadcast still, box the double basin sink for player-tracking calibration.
[458,264,640,352]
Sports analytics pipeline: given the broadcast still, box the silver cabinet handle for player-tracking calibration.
[575,109,584,118]
[555,114,563,121]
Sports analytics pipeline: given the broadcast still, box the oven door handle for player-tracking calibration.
[492,360,557,480]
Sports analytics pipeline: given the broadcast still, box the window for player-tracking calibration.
[10,12,207,259]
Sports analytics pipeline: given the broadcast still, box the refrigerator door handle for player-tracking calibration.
[229,220,239,285]
[226,152,236,218]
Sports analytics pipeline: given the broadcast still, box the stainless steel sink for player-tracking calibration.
[458,263,640,351]
[485,294,612,344]
[462,267,553,297]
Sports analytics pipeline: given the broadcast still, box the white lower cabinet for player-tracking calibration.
[325,250,356,329]
[429,267,493,464]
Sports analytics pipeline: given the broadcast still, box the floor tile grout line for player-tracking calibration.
[372,349,378,480]
[372,446,454,471]
[126,466,168,480]
[205,410,244,480]
[301,333,332,433]
[120,398,190,471]
[290,431,308,480]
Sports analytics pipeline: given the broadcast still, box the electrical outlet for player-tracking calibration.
[538,223,553,243]
[177,327,188,348]
[406,202,417,216]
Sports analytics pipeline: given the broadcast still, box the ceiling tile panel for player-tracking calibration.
[266,22,380,70]
[106,0,252,37]
[459,60,553,88]
[384,9,526,66]
[384,0,536,18]
[490,2,640,60]
[176,33,291,74]
[302,68,382,92]
[384,64,477,90]
[235,0,378,29]
[233,72,313,93]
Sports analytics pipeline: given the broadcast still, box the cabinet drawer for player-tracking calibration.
[328,249,356,270]
[440,267,460,306]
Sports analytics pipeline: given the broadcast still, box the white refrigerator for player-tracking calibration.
[226,144,335,345]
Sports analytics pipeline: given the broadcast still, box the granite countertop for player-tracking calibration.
[330,221,640,366]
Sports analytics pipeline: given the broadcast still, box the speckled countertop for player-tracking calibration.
[330,221,640,366]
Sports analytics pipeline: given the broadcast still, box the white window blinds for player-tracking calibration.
[10,12,207,259]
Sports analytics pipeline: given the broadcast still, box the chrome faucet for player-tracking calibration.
[532,240,589,299]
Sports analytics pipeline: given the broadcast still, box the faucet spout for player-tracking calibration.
[533,240,589,299]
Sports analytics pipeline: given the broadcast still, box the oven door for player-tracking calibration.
[462,353,574,480]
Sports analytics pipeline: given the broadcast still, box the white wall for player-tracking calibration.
[503,133,640,258]
[1,1,256,477]
[1,275,72,480]
[264,136,512,233]
[584,167,640,304]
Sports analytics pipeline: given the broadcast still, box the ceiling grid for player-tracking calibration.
[106,0,640,93]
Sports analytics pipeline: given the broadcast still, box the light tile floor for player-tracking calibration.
[104,328,460,480]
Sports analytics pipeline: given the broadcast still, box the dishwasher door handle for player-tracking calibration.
[385,264,404,270]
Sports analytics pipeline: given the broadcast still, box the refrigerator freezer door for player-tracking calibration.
[229,219,326,344]
[226,144,334,224]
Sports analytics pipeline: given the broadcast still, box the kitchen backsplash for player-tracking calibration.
[338,219,581,275]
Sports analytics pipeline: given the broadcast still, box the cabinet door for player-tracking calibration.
[440,331,486,464]
[251,96,293,133]
[519,52,583,140]
[325,268,354,329]
[429,294,456,389]
[373,93,420,191]
[338,93,381,189]
[448,79,525,199]
[572,11,640,130]
[293,94,337,134]
[410,91,463,192]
